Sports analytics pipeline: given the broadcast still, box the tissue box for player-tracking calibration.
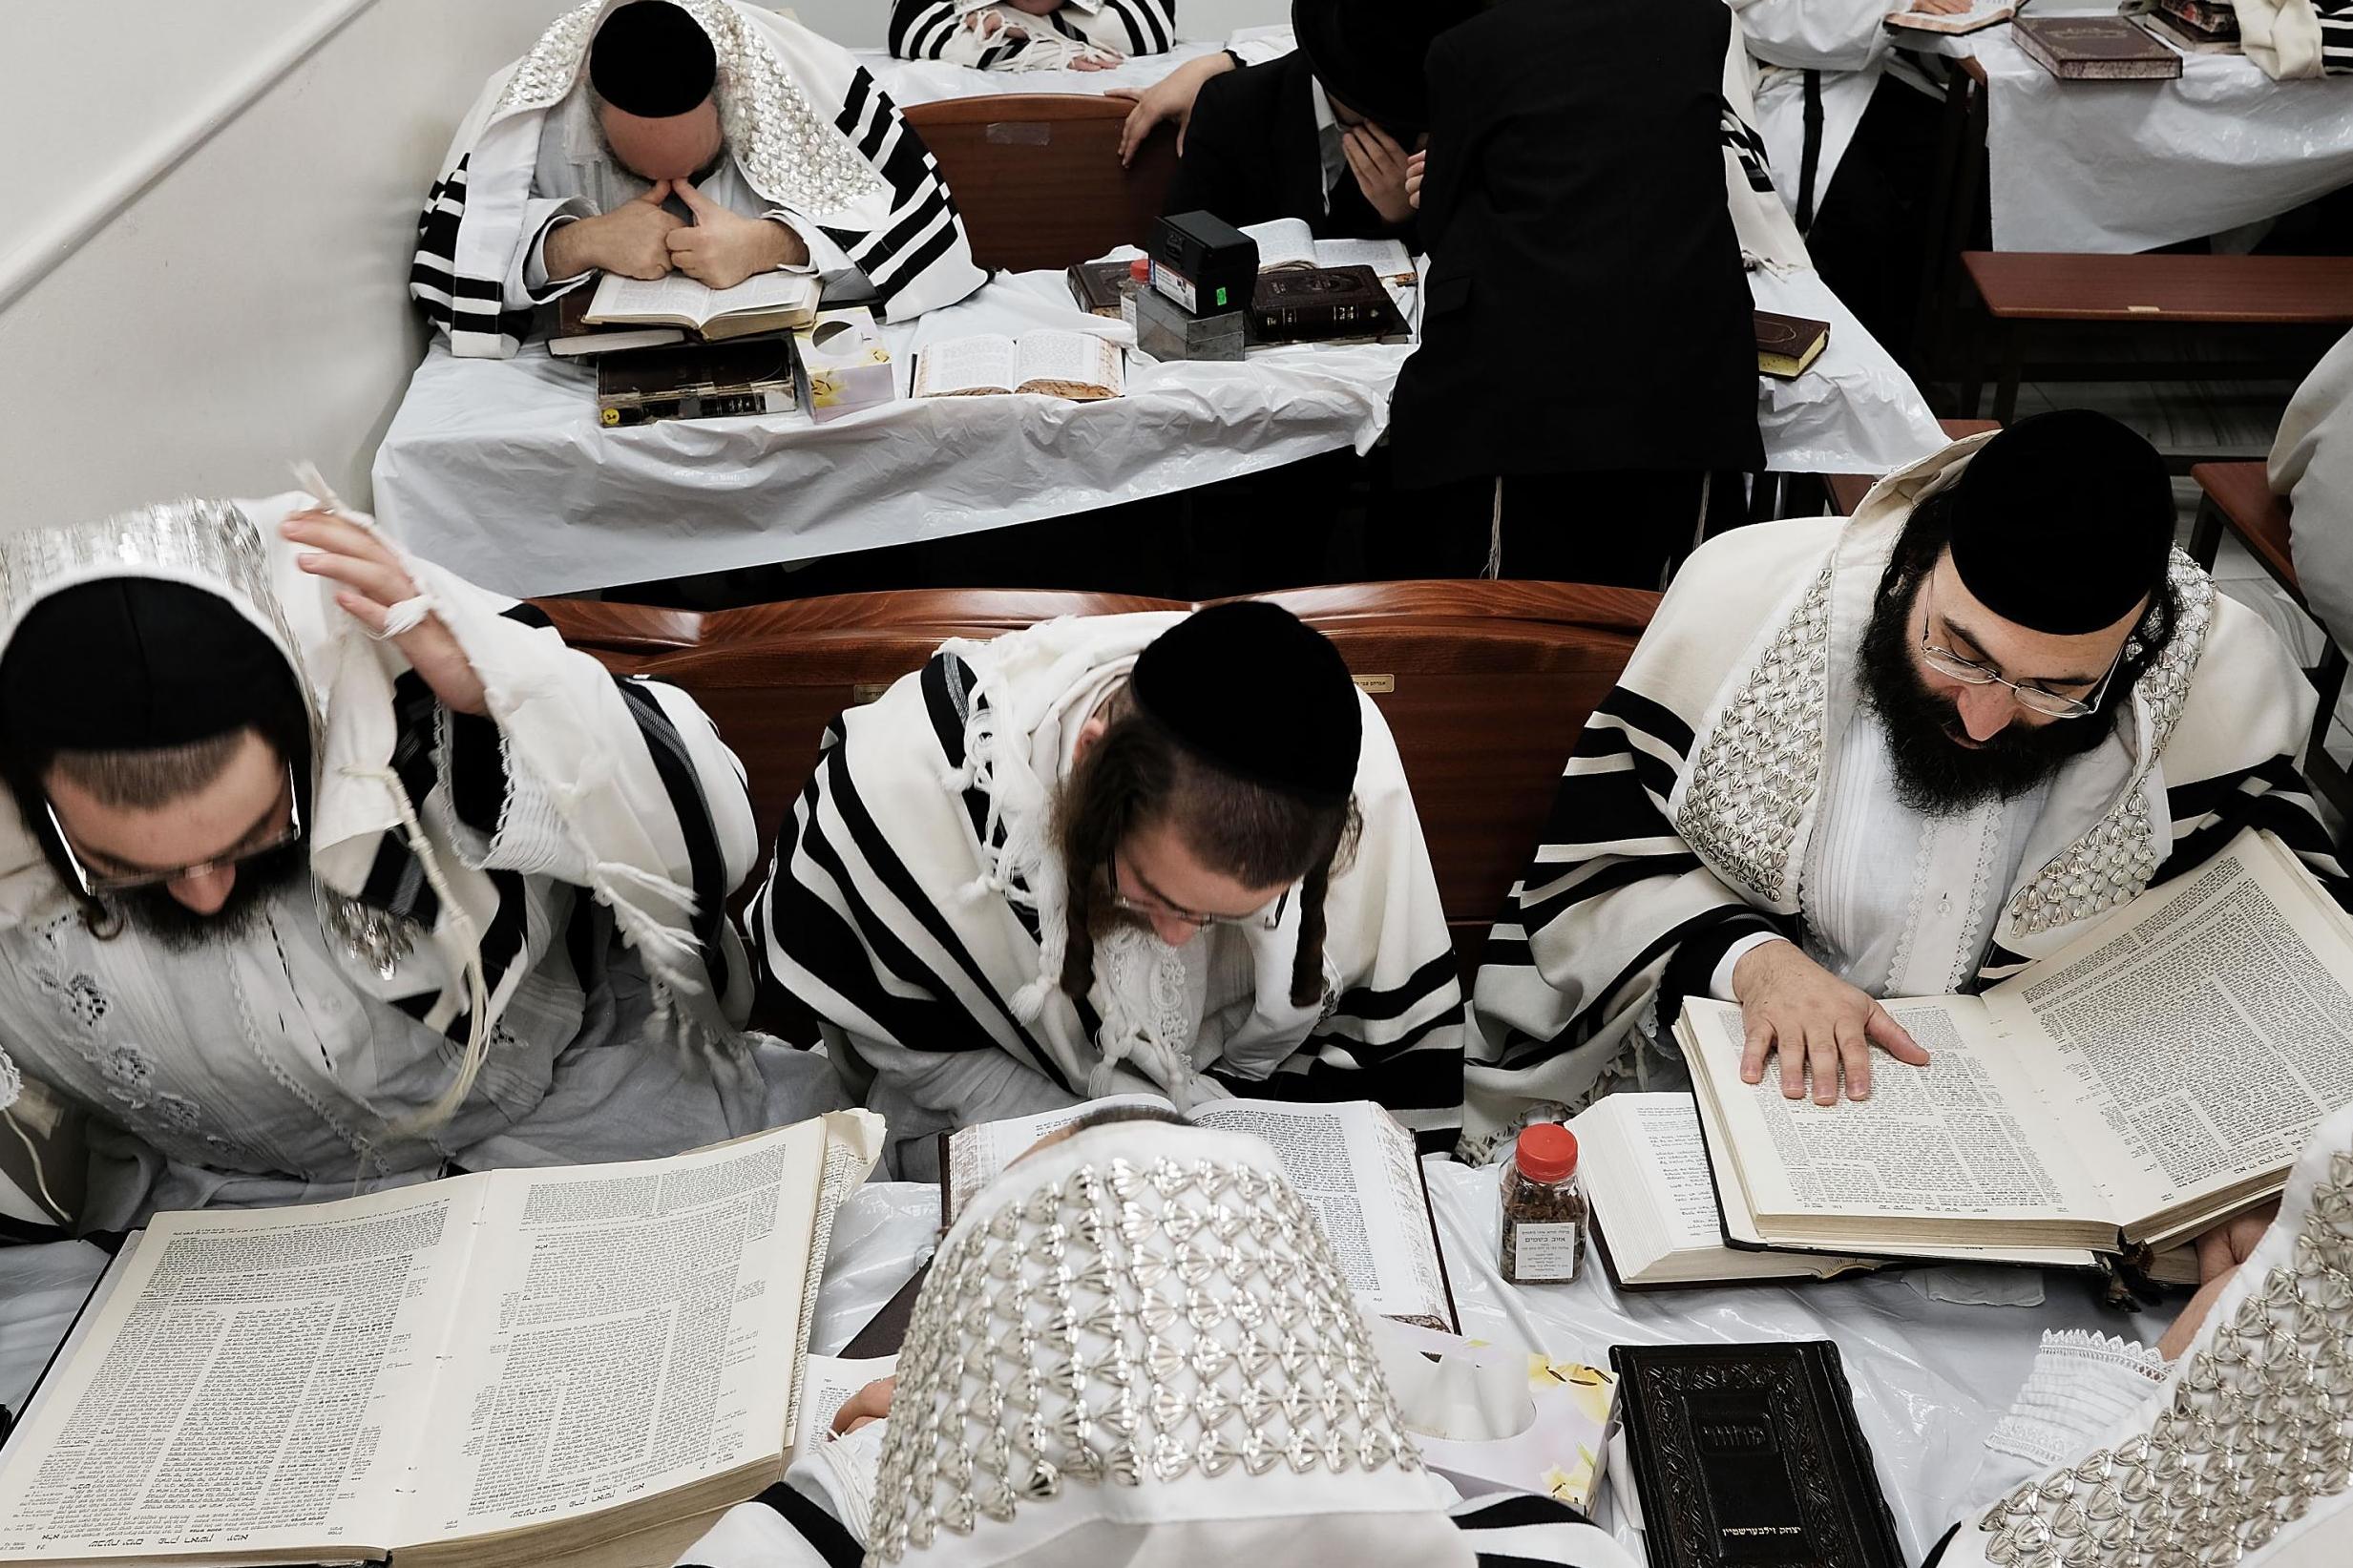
[1375,1322,1617,1516]
[794,306,894,423]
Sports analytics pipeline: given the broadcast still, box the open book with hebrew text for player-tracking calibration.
[0,1113,882,1568]
[1678,829,2353,1262]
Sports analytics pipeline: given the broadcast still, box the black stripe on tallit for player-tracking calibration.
[1330,951,1458,1025]
[1519,853,1704,939]
[616,678,734,1003]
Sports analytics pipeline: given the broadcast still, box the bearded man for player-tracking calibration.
[0,489,838,1229]
[1471,410,2346,1140]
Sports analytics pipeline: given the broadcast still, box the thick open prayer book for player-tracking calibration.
[940,1095,1458,1331]
[1678,828,2353,1262]
[1239,219,1418,286]
[582,269,821,341]
[0,1112,883,1568]
[1884,0,2022,36]
[912,332,1124,401]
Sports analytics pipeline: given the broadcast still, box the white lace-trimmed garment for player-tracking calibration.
[670,1121,1638,1568]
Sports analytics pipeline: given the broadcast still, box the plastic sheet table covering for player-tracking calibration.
[1926,0,2353,255]
[372,268,1943,598]
[791,1162,2171,1567]
[0,1164,2169,1562]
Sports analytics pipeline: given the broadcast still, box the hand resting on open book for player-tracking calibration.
[1732,937,1933,1104]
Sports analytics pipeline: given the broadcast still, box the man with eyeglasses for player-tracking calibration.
[1471,410,2346,1149]
[754,600,1463,1178]
[0,491,841,1231]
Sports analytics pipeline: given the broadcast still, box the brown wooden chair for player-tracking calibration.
[537,581,1658,978]
[2187,463,2351,818]
[1823,417,2001,517]
[902,94,1178,273]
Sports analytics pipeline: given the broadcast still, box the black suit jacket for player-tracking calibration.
[1162,53,1411,242]
[1387,0,1763,488]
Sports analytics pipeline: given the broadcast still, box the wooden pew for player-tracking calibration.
[902,94,1179,273]
[538,582,1657,981]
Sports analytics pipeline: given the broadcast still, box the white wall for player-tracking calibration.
[0,0,1288,531]
[0,0,555,528]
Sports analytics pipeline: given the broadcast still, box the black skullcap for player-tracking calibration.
[1129,602,1362,803]
[590,1,718,119]
[1292,0,1480,133]
[1946,409,2174,636]
[0,579,300,755]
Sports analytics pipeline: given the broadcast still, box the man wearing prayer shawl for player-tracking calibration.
[889,0,1175,73]
[1927,1098,2353,1568]
[411,0,984,358]
[668,1117,1639,1567]
[753,602,1465,1179]
[1470,411,2348,1149]
[0,488,840,1230]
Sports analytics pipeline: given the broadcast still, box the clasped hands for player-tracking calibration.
[547,178,806,288]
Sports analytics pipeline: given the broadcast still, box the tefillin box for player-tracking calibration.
[1137,211,1254,362]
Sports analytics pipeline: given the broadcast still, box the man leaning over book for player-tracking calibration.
[410,0,983,358]
[751,601,1466,1179]
[1472,412,2346,1191]
[0,488,842,1231]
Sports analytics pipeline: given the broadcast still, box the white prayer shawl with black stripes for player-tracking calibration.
[752,612,1466,1172]
[669,1480,1635,1567]
[1468,432,2344,1143]
[2237,0,2353,77]
[0,490,762,1120]
[1719,19,1812,272]
[411,0,985,358]
[888,0,1176,69]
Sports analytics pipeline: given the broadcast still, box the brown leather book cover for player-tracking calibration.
[1066,259,1132,319]
[594,336,798,427]
[1754,310,1831,379]
[2012,15,2185,76]
[1248,264,1410,344]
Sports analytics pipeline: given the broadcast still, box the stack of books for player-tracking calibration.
[2133,0,2242,53]
[549,271,824,427]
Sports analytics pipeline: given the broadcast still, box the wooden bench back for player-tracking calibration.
[538,582,1656,972]
[902,94,1177,273]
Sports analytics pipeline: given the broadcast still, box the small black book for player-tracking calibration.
[1610,1341,1904,1568]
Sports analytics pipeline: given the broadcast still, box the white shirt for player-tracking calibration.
[1713,709,2049,998]
[1309,76,1345,211]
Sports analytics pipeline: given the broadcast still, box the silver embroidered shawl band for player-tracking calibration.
[497,0,886,216]
[1671,547,2216,940]
[866,1155,1422,1561]
[1977,1149,2353,1566]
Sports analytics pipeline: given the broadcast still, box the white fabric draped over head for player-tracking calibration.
[867,1119,1475,1567]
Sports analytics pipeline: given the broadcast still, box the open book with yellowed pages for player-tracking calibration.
[0,1112,883,1568]
[581,268,821,341]
[1677,827,2353,1264]
[911,331,1124,401]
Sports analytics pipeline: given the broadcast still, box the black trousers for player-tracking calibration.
[1367,468,1751,589]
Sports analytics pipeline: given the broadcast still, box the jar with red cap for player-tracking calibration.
[1499,1123,1586,1284]
[1119,256,1150,330]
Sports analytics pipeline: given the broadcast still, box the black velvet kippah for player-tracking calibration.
[0,578,299,755]
[1946,409,2173,636]
[590,1,718,119]
[1129,602,1362,802]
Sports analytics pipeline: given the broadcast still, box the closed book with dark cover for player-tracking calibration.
[1248,264,1411,344]
[1754,311,1831,379]
[2011,15,2184,76]
[596,336,799,428]
[1067,259,1133,319]
[1610,1342,1903,1568]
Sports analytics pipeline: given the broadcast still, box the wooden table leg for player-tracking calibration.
[1990,322,2024,428]
[2188,495,2226,571]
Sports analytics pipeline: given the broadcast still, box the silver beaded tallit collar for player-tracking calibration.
[1671,520,2214,940]
[1975,1139,2353,1566]
[495,0,886,216]
[865,1126,1427,1563]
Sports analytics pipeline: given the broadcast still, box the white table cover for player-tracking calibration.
[1933,3,2353,254]
[372,267,1942,597]
[0,1160,2170,1565]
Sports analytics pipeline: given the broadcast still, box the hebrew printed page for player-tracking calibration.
[0,1180,488,1560]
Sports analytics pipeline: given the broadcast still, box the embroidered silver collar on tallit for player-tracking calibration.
[1975,1147,2353,1566]
[1672,547,2215,936]
[866,1152,1424,1561]
[496,0,886,215]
